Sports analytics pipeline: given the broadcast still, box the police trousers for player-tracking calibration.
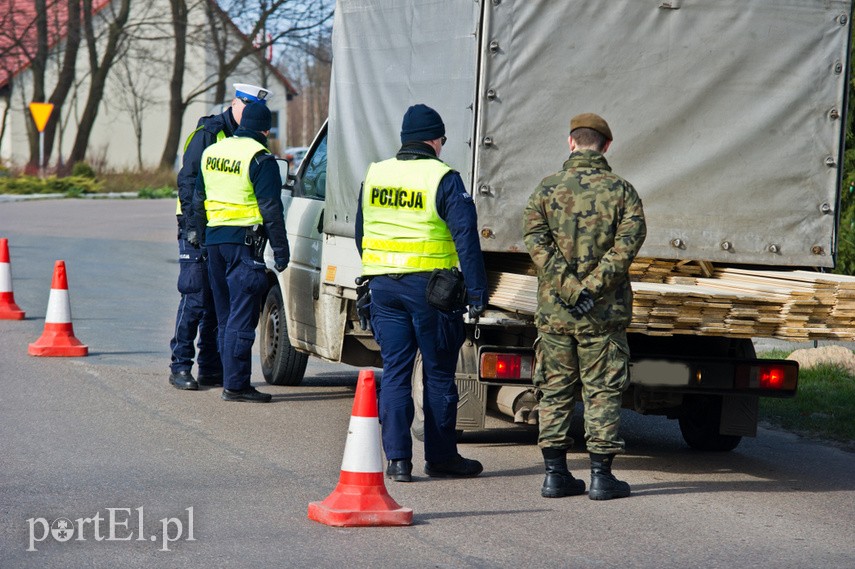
[169,238,221,375]
[206,243,268,391]
[534,329,631,455]
[369,274,466,463]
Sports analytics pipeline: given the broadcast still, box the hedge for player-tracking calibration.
[0,175,102,196]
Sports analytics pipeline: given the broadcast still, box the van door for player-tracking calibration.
[282,124,333,355]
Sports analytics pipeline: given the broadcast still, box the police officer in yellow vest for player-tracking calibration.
[355,104,488,481]
[191,102,289,403]
[169,83,269,391]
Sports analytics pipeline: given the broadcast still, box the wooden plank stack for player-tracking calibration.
[628,281,783,338]
[486,259,855,341]
[487,271,538,314]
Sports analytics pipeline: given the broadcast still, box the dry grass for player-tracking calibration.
[99,168,177,194]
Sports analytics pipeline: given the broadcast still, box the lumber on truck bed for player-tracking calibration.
[486,259,855,341]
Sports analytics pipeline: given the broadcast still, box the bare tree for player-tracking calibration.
[98,0,167,170]
[158,0,333,169]
[4,0,331,171]
[115,55,157,169]
[281,26,330,146]
[54,72,88,168]
[0,0,33,69]
[2,0,84,172]
[0,0,39,166]
[158,0,191,169]
[43,0,83,173]
[27,0,50,170]
[68,0,132,165]
[0,91,10,161]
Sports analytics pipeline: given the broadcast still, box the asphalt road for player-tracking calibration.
[1,199,854,568]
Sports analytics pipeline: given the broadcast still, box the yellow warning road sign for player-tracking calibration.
[29,102,54,132]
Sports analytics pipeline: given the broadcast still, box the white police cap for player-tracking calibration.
[233,83,270,104]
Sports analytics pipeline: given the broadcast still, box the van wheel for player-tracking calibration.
[260,284,308,386]
[678,395,741,451]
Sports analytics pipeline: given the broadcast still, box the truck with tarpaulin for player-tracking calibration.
[260,0,855,451]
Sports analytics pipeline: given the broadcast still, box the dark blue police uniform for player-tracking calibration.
[356,126,488,479]
[169,109,236,387]
[192,112,289,402]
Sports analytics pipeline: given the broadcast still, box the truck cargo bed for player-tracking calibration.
[486,256,855,341]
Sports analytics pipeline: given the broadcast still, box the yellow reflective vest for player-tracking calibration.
[361,158,458,275]
[176,128,226,215]
[200,137,266,227]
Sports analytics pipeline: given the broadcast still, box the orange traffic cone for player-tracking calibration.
[308,369,413,527]
[28,260,88,357]
[0,238,25,319]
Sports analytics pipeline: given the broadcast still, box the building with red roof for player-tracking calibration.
[0,0,298,170]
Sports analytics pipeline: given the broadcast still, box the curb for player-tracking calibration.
[0,192,142,202]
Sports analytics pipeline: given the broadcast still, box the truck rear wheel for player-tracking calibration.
[678,395,742,451]
[260,284,308,386]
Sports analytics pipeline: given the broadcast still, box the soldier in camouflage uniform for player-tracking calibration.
[523,113,646,500]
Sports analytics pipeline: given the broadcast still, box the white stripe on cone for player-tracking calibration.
[0,261,11,292]
[45,289,72,323]
[340,416,384,473]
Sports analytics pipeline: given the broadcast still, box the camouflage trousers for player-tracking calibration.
[533,329,630,455]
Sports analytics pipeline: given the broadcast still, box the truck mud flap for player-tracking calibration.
[719,394,758,438]
[455,378,488,431]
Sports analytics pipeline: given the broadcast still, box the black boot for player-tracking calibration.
[169,370,198,391]
[541,449,585,498]
[588,453,631,501]
[424,454,483,478]
[386,459,413,482]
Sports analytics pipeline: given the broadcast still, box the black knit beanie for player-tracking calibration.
[400,104,445,143]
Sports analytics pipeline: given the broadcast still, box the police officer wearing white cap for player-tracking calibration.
[191,102,289,403]
[169,83,270,392]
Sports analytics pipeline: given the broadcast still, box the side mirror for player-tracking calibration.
[285,172,297,189]
[275,158,290,186]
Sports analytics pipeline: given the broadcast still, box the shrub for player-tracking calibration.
[0,175,102,195]
[71,161,97,179]
[0,167,177,197]
[138,186,177,199]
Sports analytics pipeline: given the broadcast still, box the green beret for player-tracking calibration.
[570,113,612,141]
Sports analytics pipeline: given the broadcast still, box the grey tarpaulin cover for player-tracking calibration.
[327,0,852,268]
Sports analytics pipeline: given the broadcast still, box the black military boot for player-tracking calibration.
[541,449,586,498]
[588,453,631,501]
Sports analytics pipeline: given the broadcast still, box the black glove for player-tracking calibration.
[186,229,200,248]
[553,292,574,312]
[569,289,595,317]
[274,259,288,273]
[355,277,371,331]
[468,304,485,320]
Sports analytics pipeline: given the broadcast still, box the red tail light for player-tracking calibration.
[759,366,785,389]
[735,361,797,394]
[496,355,520,378]
[480,352,533,381]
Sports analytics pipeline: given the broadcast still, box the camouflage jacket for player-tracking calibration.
[523,149,646,334]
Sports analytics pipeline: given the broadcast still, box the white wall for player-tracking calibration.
[0,0,290,171]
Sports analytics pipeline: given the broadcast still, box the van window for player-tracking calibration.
[302,134,327,199]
